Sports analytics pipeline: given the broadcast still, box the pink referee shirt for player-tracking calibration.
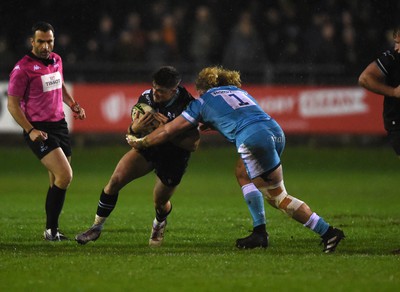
[8,52,65,122]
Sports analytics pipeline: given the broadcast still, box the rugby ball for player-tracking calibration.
[130,103,160,135]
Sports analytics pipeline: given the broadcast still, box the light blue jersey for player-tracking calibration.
[182,86,285,178]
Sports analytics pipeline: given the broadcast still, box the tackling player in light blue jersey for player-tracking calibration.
[182,85,284,181]
[129,66,345,253]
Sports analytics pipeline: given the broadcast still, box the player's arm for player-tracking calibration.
[129,115,193,149]
[358,62,400,98]
[7,94,47,141]
[153,112,200,152]
[62,82,86,119]
[170,126,200,152]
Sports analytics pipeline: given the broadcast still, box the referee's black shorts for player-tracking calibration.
[23,119,72,160]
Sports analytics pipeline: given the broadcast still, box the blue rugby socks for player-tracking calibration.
[303,212,330,236]
[242,183,266,229]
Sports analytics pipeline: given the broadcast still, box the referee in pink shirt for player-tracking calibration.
[7,21,86,241]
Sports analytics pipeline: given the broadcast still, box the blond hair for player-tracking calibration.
[195,66,241,94]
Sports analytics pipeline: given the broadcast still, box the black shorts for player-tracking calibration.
[140,142,191,187]
[23,119,72,160]
[387,130,400,156]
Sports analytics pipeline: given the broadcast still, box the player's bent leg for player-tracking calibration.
[235,159,268,249]
[259,181,306,219]
[236,183,268,249]
[236,159,267,227]
[258,180,345,253]
[105,149,153,194]
[153,178,174,214]
[149,178,175,247]
[76,149,153,245]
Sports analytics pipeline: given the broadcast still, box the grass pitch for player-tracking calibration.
[0,143,399,291]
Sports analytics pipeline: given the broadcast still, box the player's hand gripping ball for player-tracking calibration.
[126,103,160,144]
[131,103,160,134]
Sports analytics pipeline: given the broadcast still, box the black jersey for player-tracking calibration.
[376,49,400,130]
[133,85,195,186]
[136,85,194,122]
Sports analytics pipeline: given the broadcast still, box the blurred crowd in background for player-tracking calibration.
[0,0,398,84]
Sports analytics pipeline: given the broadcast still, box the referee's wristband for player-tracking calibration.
[27,127,35,135]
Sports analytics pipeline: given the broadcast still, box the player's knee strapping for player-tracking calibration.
[259,181,303,217]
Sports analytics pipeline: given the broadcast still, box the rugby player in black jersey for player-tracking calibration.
[359,25,400,254]
[76,66,199,246]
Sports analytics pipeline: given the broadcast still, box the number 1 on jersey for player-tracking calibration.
[222,92,255,109]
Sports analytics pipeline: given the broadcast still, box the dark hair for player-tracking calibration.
[32,21,55,37]
[152,66,181,88]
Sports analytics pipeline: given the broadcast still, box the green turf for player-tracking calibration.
[0,144,399,291]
